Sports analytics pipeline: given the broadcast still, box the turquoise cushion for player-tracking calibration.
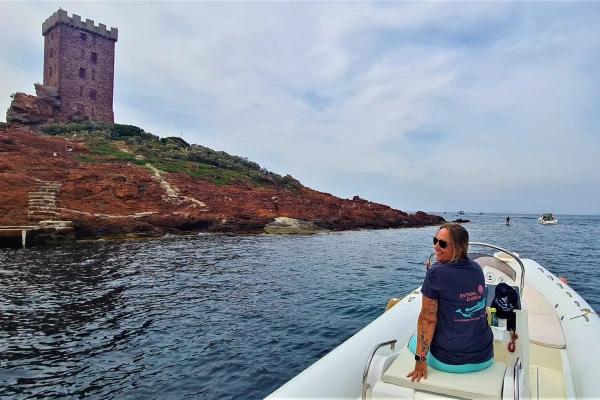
[408,335,493,373]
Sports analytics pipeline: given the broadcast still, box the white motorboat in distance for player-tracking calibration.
[538,213,558,225]
[266,242,599,400]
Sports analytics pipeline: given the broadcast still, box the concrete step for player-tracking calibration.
[29,192,58,197]
[32,191,60,196]
[35,184,61,188]
[34,183,61,188]
[28,210,59,216]
[28,200,57,205]
[28,206,59,212]
[35,181,61,186]
[29,204,57,209]
[38,220,74,228]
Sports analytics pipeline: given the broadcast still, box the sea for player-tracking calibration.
[1,212,598,399]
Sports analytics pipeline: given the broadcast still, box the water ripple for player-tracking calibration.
[0,214,598,399]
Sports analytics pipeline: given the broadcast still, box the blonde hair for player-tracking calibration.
[438,223,469,261]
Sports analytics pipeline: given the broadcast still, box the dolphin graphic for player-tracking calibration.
[455,299,486,318]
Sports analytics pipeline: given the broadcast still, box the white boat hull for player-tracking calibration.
[267,245,599,400]
[538,214,558,224]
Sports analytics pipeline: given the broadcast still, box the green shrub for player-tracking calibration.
[41,122,111,136]
[111,124,159,141]
[160,136,190,148]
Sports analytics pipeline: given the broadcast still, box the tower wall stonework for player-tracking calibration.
[42,10,118,123]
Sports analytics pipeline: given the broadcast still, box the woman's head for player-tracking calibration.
[433,223,469,263]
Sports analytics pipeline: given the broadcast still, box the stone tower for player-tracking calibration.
[42,9,118,123]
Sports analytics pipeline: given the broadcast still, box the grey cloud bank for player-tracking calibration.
[1,2,599,215]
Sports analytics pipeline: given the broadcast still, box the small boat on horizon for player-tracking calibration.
[538,213,558,225]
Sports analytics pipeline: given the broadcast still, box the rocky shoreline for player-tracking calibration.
[0,128,445,247]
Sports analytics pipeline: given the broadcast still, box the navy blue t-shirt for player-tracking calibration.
[421,259,493,365]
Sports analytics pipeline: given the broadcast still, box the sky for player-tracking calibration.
[1,1,600,216]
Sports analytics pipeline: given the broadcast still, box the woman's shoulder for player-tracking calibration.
[431,259,473,268]
[429,259,480,276]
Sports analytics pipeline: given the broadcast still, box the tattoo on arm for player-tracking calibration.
[417,298,438,354]
[418,324,429,353]
[424,299,438,317]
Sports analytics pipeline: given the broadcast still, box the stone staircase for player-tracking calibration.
[28,181,62,222]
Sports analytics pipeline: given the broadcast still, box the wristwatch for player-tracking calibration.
[415,354,427,362]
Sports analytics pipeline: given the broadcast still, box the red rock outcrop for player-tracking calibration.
[5,84,88,130]
[0,128,444,240]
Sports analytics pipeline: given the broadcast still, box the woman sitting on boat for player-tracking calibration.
[407,223,494,382]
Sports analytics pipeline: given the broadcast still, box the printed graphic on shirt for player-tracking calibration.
[455,299,486,318]
[455,284,485,319]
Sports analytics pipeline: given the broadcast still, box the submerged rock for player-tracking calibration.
[264,217,327,234]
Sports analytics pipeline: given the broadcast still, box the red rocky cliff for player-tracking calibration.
[0,129,444,240]
[6,84,89,129]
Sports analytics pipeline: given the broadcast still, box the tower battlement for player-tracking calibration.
[42,9,118,41]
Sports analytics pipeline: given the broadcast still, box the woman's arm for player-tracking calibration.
[407,295,438,382]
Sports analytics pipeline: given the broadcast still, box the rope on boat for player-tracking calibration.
[570,308,600,322]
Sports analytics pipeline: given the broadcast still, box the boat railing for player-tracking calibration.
[513,357,522,400]
[428,242,525,293]
[362,340,397,400]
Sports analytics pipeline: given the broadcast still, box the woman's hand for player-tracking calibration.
[406,361,427,381]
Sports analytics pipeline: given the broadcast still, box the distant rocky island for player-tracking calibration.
[0,120,444,246]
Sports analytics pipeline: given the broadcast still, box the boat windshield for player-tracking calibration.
[469,252,516,282]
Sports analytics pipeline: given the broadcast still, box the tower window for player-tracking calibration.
[49,67,52,77]
[92,70,95,81]
[50,48,53,58]
[81,49,84,58]
[91,52,97,63]
[79,68,86,78]
[90,90,97,100]
[80,86,83,96]
[80,33,87,41]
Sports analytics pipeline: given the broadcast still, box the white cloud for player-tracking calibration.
[1,1,599,215]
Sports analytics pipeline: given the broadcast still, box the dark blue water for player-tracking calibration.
[1,213,598,399]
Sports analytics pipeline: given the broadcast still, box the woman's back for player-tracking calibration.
[422,259,493,365]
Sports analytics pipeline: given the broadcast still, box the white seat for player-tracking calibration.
[382,348,506,400]
[523,283,565,349]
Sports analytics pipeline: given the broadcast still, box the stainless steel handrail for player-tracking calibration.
[428,242,526,292]
[513,357,522,400]
[362,340,397,400]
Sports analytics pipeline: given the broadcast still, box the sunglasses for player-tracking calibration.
[433,236,450,249]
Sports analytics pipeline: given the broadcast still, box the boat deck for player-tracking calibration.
[372,281,569,400]
[530,364,567,399]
